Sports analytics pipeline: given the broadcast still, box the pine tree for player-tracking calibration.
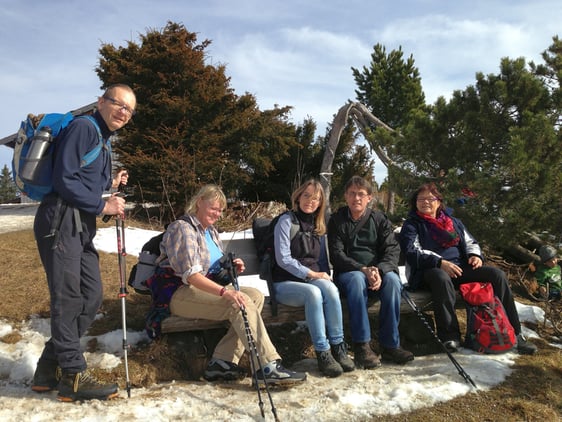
[353,44,425,129]
[251,117,326,204]
[0,165,17,203]
[95,22,298,219]
[401,52,561,248]
[353,39,561,248]
[352,44,426,214]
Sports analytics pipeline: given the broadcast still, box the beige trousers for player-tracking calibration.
[170,285,281,368]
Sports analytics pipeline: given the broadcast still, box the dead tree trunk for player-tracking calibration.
[319,102,400,213]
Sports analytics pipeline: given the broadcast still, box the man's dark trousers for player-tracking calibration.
[34,196,103,373]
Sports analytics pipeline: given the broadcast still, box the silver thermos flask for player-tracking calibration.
[20,126,53,184]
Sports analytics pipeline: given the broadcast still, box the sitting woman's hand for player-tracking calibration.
[306,271,332,281]
[232,257,245,274]
[468,256,482,269]
[222,288,247,309]
[440,259,463,278]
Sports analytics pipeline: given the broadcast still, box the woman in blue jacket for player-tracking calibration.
[399,183,536,355]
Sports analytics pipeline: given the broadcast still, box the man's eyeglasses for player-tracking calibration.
[416,197,439,203]
[103,96,136,117]
[346,191,369,199]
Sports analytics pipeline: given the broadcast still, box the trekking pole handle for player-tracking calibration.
[227,252,240,290]
[102,191,128,223]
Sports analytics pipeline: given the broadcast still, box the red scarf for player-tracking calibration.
[416,210,460,248]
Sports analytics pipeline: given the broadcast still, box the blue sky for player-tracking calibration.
[1,0,560,183]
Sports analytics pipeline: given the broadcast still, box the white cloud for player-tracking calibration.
[374,13,558,102]
[220,27,370,129]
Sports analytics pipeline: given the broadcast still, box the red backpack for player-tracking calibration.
[460,282,516,353]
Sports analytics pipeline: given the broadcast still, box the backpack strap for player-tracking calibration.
[69,116,108,237]
[343,208,372,252]
[264,210,301,317]
[287,210,301,239]
[43,115,104,242]
[76,115,109,167]
[350,209,372,238]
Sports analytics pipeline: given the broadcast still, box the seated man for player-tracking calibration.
[328,176,414,368]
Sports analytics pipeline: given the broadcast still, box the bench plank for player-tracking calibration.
[160,290,441,333]
[162,302,306,333]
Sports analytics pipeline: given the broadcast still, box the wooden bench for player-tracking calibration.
[161,237,441,334]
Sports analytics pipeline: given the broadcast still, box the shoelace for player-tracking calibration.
[72,371,103,391]
[54,366,62,381]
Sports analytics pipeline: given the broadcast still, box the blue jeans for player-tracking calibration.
[274,279,344,351]
[335,270,402,349]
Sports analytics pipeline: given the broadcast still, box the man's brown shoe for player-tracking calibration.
[57,371,118,402]
[381,347,415,365]
[31,359,61,392]
[353,342,381,369]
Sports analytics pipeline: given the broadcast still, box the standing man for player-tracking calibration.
[328,176,414,368]
[31,84,136,402]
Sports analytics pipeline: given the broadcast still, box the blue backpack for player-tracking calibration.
[12,112,106,201]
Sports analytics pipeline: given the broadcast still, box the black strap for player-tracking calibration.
[47,196,66,250]
[346,209,372,250]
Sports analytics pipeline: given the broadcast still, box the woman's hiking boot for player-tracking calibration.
[316,350,343,377]
[253,360,307,387]
[353,342,381,369]
[331,342,355,372]
[443,340,460,353]
[31,359,61,392]
[516,334,537,355]
[57,370,119,402]
[204,358,247,381]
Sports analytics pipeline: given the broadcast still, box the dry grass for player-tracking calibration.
[1,223,562,421]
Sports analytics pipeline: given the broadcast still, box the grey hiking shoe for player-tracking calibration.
[331,342,355,372]
[317,350,343,377]
[31,359,61,392]
[253,360,307,387]
[353,342,381,369]
[57,371,119,402]
[204,358,247,381]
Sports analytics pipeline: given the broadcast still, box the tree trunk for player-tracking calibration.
[503,244,540,264]
[387,190,395,214]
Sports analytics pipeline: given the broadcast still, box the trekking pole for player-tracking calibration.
[115,213,132,397]
[225,252,279,422]
[401,289,477,389]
